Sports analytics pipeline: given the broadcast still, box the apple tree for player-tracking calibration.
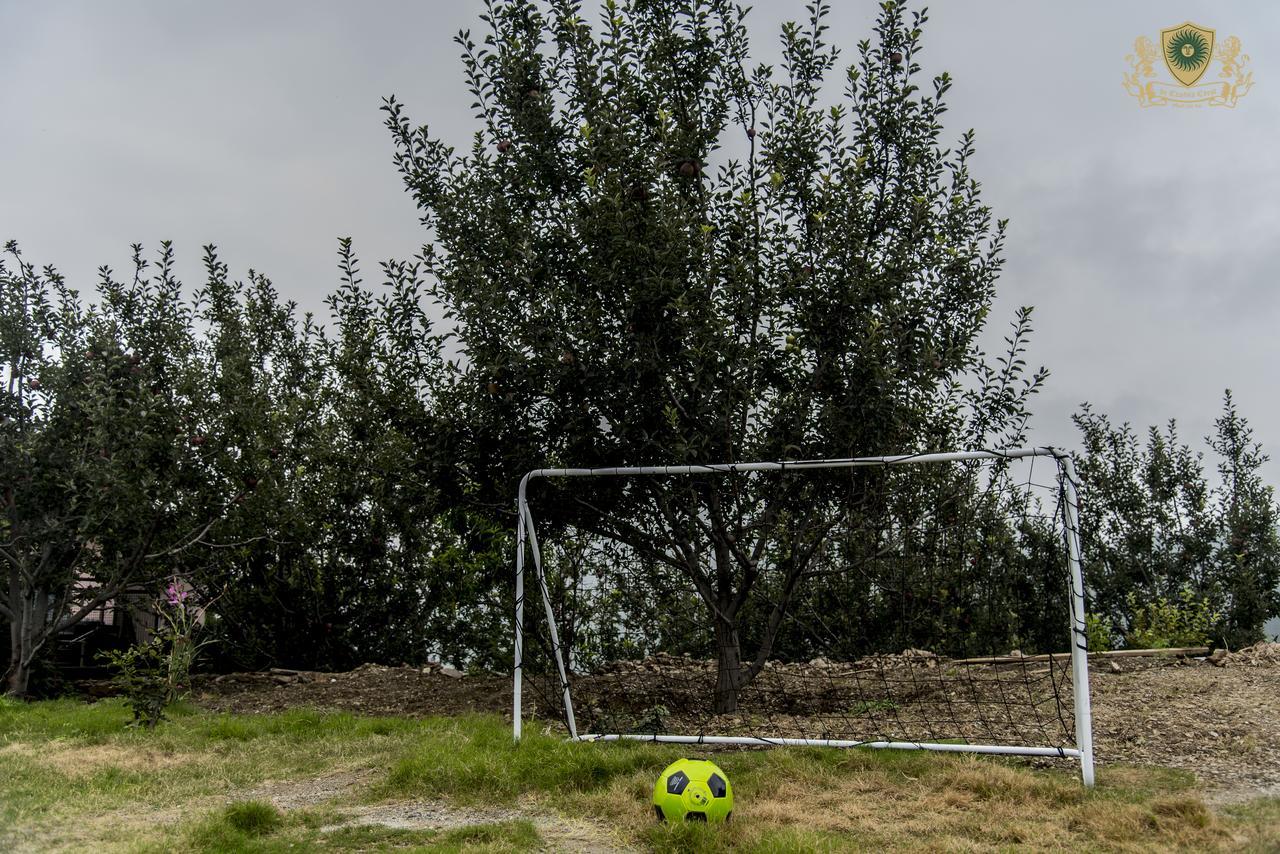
[193,240,510,671]
[1,242,239,696]
[385,0,1040,711]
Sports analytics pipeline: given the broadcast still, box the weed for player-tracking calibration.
[222,800,283,835]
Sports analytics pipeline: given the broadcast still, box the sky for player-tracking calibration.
[3,1,1279,485]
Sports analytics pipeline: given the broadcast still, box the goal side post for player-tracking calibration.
[1059,455,1096,786]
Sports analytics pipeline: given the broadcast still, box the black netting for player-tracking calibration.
[517,454,1083,755]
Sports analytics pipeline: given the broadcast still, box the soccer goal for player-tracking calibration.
[513,448,1095,786]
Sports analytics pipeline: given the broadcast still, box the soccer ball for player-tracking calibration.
[652,758,733,823]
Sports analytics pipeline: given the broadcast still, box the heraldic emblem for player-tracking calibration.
[1124,22,1253,107]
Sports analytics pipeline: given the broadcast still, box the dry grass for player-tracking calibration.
[2,699,1277,852]
[560,749,1274,852]
[1,738,197,778]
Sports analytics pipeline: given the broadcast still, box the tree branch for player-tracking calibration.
[744,511,843,682]
[145,491,246,559]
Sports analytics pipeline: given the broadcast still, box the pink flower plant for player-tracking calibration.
[164,581,191,607]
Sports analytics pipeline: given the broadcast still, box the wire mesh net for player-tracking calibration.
[518,453,1081,754]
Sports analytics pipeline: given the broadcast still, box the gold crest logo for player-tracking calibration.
[1161,23,1214,86]
[1124,23,1253,107]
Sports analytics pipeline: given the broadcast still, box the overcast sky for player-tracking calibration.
[3,1,1278,483]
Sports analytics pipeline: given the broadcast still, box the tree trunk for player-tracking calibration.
[5,581,52,698]
[6,613,33,697]
[713,616,743,714]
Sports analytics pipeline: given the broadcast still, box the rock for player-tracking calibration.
[1109,661,1123,674]
[902,648,938,660]
[1226,641,1280,666]
[440,666,466,679]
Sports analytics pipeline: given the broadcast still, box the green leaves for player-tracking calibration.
[1,236,508,688]
[1073,392,1280,648]
[390,0,1014,480]
[381,0,1047,698]
[1,241,222,694]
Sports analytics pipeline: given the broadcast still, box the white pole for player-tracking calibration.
[577,733,1082,757]
[521,447,1058,483]
[1058,455,1096,787]
[521,499,579,739]
[513,477,528,742]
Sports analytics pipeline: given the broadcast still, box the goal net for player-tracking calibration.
[513,448,1095,785]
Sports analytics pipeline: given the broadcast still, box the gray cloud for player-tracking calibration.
[2,0,1278,481]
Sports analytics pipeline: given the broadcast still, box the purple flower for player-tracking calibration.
[165,581,191,606]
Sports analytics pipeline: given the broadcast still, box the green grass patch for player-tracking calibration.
[435,820,543,852]
[221,800,283,835]
[184,800,284,852]
[172,806,540,853]
[847,699,898,716]
[1,697,1277,852]
[644,822,851,854]
[1222,797,1280,853]
[382,715,686,802]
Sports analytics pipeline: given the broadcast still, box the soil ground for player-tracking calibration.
[188,645,1280,804]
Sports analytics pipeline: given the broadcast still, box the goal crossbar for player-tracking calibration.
[513,447,1096,786]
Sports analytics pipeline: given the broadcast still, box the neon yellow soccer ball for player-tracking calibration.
[652,758,733,822]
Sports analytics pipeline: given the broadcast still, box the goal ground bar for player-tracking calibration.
[575,733,1082,758]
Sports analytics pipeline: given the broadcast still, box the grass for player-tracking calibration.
[173,802,541,853]
[1,695,1277,852]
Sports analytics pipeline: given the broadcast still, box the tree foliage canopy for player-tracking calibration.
[385,0,1049,708]
[1,242,227,694]
[3,0,1277,701]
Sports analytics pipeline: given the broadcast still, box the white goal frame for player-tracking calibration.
[512,447,1096,786]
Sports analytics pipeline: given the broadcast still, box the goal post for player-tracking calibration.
[513,447,1096,786]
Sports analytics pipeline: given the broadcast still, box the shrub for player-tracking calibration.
[99,640,170,728]
[1085,614,1115,652]
[1125,589,1220,649]
[98,581,217,729]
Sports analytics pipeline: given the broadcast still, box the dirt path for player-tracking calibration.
[1090,657,1280,802]
[250,771,637,853]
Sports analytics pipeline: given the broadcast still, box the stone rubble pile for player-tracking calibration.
[1217,641,1280,667]
[596,648,945,677]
